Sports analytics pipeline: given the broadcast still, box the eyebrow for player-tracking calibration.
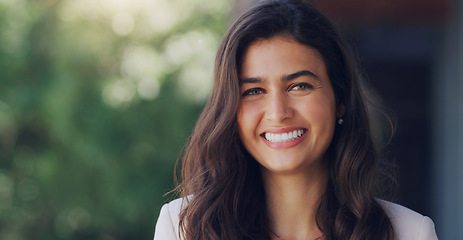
[283,70,319,81]
[239,70,319,84]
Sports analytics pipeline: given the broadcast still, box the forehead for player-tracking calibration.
[239,36,326,78]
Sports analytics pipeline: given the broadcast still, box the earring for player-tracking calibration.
[337,117,344,125]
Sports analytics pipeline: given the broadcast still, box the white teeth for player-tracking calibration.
[282,133,288,141]
[264,129,305,143]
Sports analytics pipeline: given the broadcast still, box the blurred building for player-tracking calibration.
[234,0,462,238]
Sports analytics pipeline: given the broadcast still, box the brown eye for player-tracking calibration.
[242,88,265,96]
[290,83,314,91]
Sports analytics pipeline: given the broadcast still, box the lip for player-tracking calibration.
[260,127,308,149]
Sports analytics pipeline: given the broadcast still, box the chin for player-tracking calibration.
[259,160,308,174]
[256,154,325,175]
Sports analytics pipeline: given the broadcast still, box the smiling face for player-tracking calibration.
[237,36,339,175]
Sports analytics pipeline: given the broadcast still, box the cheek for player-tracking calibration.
[237,104,245,129]
[316,99,336,120]
[298,94,337,126]
[237,103,251,137]
[237,103,261,140]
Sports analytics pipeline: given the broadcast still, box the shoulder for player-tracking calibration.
[154,198,185,240]
[377,199,438,240]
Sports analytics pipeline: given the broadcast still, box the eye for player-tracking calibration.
[242,88,265,97]
[289,82,314,91]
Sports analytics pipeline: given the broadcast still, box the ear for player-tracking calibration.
[336,104,345,117]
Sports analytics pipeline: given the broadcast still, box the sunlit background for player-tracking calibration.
[0,0,461,239]
[0,0,229,239]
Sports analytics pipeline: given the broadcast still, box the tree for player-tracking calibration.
[0,0,230,239]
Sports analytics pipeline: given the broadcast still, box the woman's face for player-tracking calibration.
[237,36,339,175]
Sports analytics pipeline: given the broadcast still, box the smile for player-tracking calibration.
[263,129,307,143]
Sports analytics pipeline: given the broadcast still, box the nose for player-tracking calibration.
[265,91,293,122]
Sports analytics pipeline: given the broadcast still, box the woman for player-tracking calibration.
[154,0,438,239]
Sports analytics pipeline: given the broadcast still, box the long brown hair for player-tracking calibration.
[175,0,394,239]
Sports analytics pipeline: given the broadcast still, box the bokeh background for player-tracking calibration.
[0,0,461,239]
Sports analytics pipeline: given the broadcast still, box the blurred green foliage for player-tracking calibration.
[0,0,230,239]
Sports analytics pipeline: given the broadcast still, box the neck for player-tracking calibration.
[262,162,328,240]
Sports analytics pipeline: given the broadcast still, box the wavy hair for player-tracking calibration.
[175,0,394,239]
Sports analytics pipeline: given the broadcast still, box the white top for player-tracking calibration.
[154,198,438,240]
